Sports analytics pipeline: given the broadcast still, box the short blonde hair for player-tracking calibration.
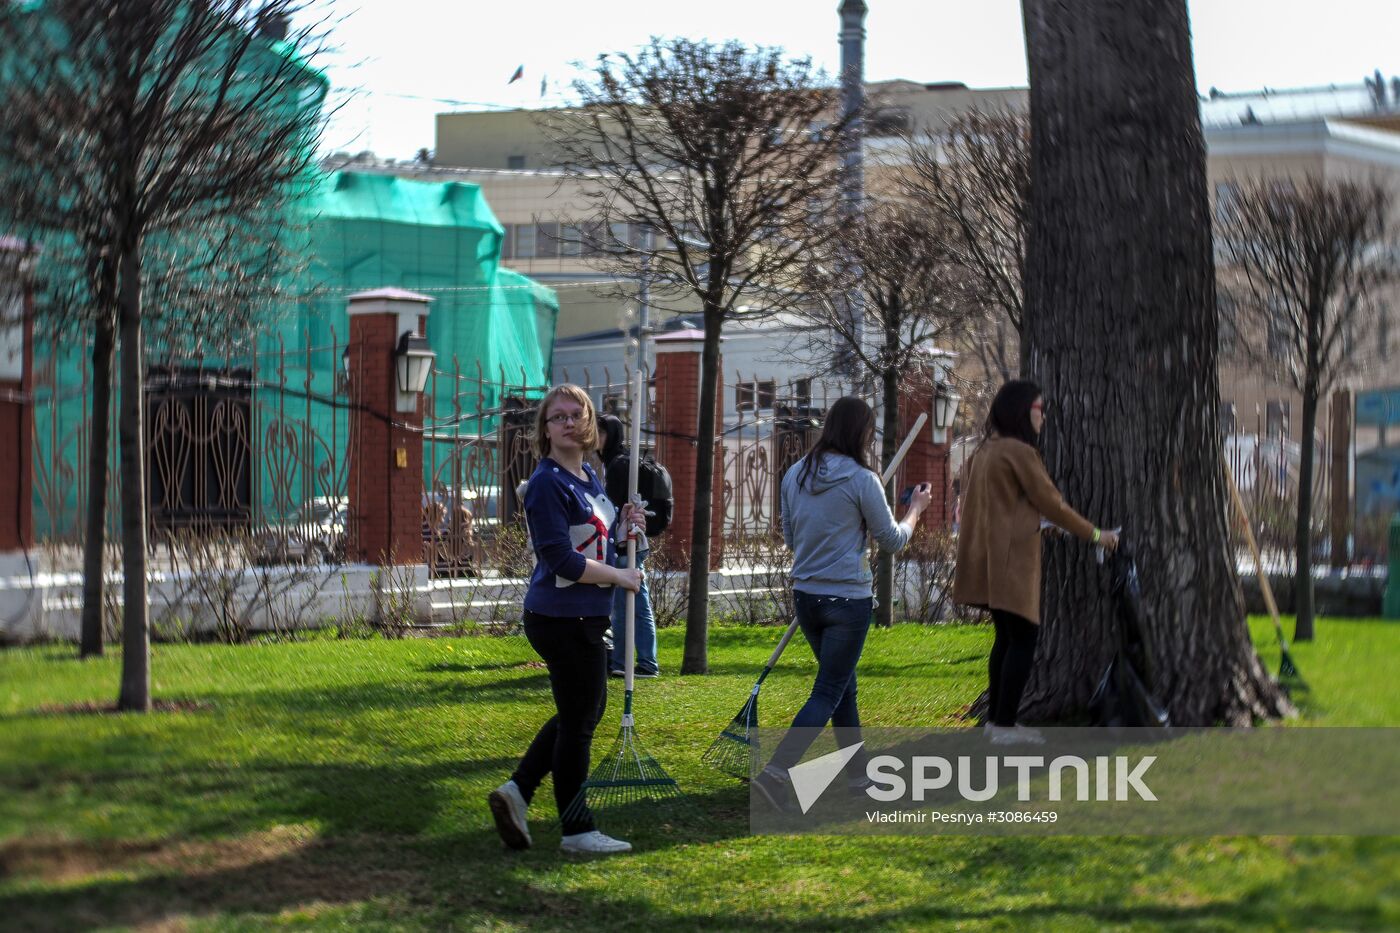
[534,384,599,458]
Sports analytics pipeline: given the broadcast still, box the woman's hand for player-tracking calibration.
[614,566,643,592]
[1098,528,1120,551]
[909,482,933,511]
[619,501,647,539]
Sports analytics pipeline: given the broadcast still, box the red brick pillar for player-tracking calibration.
[898,362,952,533]
[1329,389,1352,570]
[0,242,34,551]
[653,329,724,570]
[345,288,432,565]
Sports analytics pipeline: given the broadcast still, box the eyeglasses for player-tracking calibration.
[546,413,585,426]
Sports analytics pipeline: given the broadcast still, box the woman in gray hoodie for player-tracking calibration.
[752,397,932,812]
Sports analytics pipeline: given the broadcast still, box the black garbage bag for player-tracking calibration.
[1088,543,1171,729]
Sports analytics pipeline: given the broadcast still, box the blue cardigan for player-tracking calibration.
[523,458,620,618]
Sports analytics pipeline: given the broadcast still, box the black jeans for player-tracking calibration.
[511,610,610,835]
[988,609,1039,727]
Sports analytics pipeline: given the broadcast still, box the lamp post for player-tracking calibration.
[394,330,434,412]
[837,0,867,385]
[932,381,961,445]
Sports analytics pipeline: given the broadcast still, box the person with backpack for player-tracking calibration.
[596,413,669,678]
[488,385,644,856]
[751,397,934,813]
[952,379,1119,746]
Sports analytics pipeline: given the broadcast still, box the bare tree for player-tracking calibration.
[1216,174,1394,642]
[793,199,981,625]
[545,38,852,674]
[0,0,327,709]
[1020,0,1289,725]
[902,106,1031,392]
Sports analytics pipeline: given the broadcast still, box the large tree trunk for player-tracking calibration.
[875,363,899,627]
[1019,0,1289,725]
[1293,377,1319,641]
[116,247,149,712]
[79,314,115,659]
[681,305,723,674]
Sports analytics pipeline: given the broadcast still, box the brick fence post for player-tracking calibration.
[0,240,38,640]
[1329,389,1351,570]
[898,361,953,534]
[652,329,724,570]
[345,288,432,566]
[0,240,33,552]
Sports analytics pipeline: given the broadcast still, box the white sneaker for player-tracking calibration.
[488,780,531,850]
[989,724,1046,746]
[560,830,632,855]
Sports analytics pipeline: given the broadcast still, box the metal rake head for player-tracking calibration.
[563,723,683,824]
[703,693,760,779]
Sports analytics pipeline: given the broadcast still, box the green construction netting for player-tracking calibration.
[32,169,558,536]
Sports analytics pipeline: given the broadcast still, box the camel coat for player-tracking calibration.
[952,436,1096,624]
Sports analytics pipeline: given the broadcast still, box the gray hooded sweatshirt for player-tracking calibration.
[781,452,913,598]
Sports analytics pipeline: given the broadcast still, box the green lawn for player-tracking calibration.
[1,619,1396,931]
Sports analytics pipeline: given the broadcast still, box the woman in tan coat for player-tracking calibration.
[953,380,1118,744]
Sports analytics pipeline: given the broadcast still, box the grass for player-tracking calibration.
[0,618,1395,931]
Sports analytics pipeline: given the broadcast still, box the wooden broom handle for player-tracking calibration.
[1223,462,1283,631]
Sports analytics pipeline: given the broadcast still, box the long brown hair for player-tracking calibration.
[533,384,600,458]
[796,396,875,490]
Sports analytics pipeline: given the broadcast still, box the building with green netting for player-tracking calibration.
[6,5,556,541]
[32,167,557,540]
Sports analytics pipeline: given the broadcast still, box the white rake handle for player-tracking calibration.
[765,411,932,668]
[624,370,643,694]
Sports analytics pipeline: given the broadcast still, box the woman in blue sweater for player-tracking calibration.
[488,384,643,856]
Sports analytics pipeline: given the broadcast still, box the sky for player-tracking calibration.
[310,0,1400,159]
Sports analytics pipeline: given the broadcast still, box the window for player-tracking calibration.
[609,223,631,252]
[507,155,526,170]
[1217,292,1238,357]
[1213,182,1240,225]
[1266,400,1290,438]
[581,222,606,257]
[514,223,537,259]
[1266,298,1289,360]
[736,380,777,412]
[1219,401,1237,436]
[559,224,583,257]
[792,378,811,405]
[867,107,911,137]
[535,222,559,259]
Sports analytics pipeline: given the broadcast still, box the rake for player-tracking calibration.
[703,411,930,779]
[564,371,682,825]
[1225,463,1307,692]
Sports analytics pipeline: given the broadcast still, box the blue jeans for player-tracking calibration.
[766,591,873,776]
[609,550,658,674]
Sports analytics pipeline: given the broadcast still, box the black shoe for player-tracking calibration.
[752,769,799,814]
[847,776,876,798]
[635,668,660,679]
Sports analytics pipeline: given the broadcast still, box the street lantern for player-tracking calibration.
[932,381,961,445]
[394,330,435,411]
